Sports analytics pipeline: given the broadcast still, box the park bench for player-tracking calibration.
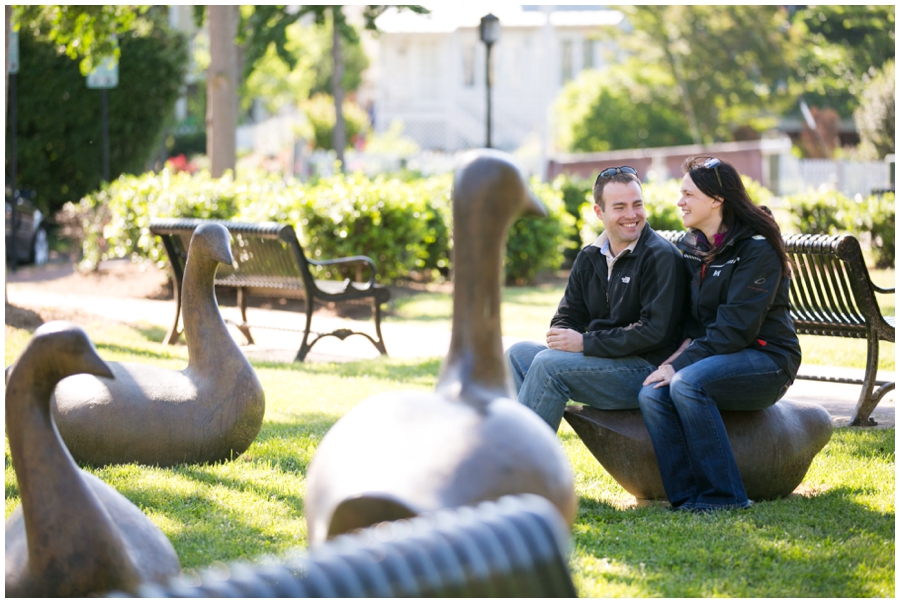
[655,230,895,426]
[149,218,391,362]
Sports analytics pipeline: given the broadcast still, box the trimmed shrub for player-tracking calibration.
[61,169,577,284]
[551,174,593,267]
[860,192,895,269]
[783,188,855,236]
[505,179,575,285]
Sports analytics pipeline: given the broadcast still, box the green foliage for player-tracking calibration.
[640,179,685,232]
[550,174,593,264]
[554,61,694,152]
[10,17,188,217]
[783,188,895,268]
[364,120,422,156]
[859,192,895,269]
[783,188,857,236]
[792,5,895,117]
[239,173,453,283]
[505,180,575,285]
[620,6,797,143]
[854,60,895,160]
[14,5,151,75]
[62,168,579,284]
[61,169,255,271]
[302,94,371,151]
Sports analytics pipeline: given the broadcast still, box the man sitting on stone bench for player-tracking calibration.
[504,166,687,432]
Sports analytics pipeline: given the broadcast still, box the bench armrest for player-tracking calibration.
[871,283,895,295]
[309,255,379,289]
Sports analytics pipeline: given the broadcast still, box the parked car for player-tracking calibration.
[5,180,48,268]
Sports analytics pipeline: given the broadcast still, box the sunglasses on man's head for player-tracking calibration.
[695,157,723,188]
[596,166,638,181]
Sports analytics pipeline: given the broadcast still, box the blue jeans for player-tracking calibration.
[637,349,792,511]
[505,340,655,431]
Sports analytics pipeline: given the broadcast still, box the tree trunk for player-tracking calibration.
[5,5,11,303]
[331,7,346,172]
[207,5,238,178]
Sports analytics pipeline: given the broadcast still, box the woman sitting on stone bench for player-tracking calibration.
[639,157,801,513]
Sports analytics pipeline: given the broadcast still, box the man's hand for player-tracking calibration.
[643,364,675,389]
[660,338,692,366]
[546,327,583,352]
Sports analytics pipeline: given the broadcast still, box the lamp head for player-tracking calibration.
[480,13,500,45]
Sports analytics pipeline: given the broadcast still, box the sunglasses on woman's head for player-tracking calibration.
[596,166,638,182]
[696,157,723,188]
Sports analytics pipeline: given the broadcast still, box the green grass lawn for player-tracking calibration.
[5,306,894,597]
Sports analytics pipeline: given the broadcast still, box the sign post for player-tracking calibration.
[86,55,119,182]
[7,30,19,270]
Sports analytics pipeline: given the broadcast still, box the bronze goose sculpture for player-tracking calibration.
[304,150,578,545]
[50,222,265,467]
[5,322,181,597]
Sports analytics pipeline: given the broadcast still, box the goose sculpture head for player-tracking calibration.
[6,322,181,597]
[304,150,578,545]
[49,222,266,467]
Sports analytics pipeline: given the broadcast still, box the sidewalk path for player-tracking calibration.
[6,260,894,429]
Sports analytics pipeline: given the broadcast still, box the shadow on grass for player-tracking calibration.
[253,356,443,384]
[93,341,186,362]
[134,324,170,344]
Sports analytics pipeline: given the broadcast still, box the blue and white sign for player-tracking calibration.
[86,56,119,89]
[8,30,19,74]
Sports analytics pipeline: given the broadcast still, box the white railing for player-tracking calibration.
[777,155,891,197]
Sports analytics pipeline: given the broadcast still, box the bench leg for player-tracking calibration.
[163,278,183,345]
[372,298,388,356]
[294,297,316,362]
[850,329,886,426]
[236,287,255,345]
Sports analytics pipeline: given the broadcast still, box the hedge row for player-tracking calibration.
[783,188,895,268]
[59,169,573,285]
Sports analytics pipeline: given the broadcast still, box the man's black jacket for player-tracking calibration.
[670,229,801,381]
[551,223,687,366]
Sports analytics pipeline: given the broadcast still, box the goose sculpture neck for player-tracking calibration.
[437,151,547,407]
[181,238,232,373]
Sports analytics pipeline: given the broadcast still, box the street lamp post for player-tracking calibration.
[479,13,500,148]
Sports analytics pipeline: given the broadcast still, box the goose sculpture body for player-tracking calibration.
[50,222,265,467]
[6,322,181,597]
[304,150,578,545]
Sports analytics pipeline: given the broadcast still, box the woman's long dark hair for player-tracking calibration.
[683,157,791,276]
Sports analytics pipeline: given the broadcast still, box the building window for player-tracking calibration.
[561,39,574,83]
[418,41,439,101]
[583,39,596,70]
[463,44,476,87]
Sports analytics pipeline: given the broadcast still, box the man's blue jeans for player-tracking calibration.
[637,349,792,511]
[505,340,655,431]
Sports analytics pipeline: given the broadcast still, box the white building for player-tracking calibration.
[370,5,625,159]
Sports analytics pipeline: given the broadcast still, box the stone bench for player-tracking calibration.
[563,400,833,502]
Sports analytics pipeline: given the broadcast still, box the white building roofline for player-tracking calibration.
[376,4,623,33]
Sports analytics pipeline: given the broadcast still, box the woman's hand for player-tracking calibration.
[643,364,676,389]
[546,327,584,352]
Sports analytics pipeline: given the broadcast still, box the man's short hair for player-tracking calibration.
[592,172,642,209]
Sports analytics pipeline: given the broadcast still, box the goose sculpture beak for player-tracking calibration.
[194,222,235,267]
[79,345,115,380]
[522,188,548,219]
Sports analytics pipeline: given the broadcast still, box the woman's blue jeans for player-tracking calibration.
[638,349,791,511]
[505,340,654,431]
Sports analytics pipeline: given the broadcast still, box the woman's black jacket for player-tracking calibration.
[669,229,801,381]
